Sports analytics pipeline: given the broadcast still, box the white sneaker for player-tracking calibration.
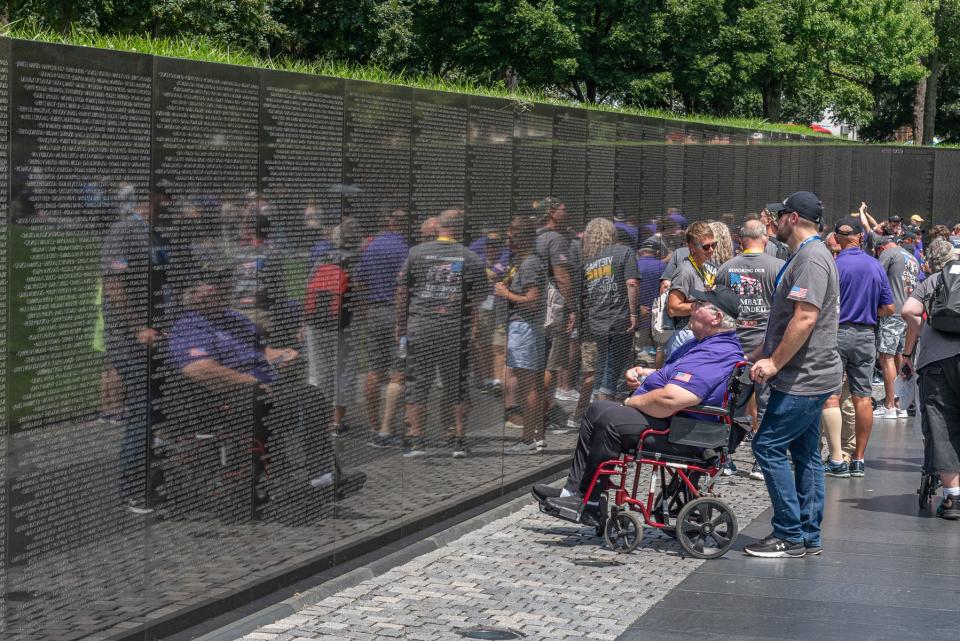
[566,416,580,430]
[554,388,580,402]
[749,463,764,481]
[505,420,524,430]
[873,406,897,419]
[896,408,909,418]
[310,472,335,489]
[535,439,546,453]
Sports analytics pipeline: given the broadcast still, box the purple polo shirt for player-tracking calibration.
[633,330,744,420]
[309,239,333,268]
[835,247,894,326]
[170,310,274,383]
[636,255,665,329]
[356,231,409,303]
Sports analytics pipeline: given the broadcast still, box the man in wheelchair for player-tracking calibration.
[535,286,744,524]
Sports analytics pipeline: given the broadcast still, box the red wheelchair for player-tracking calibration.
[540,362,753,559]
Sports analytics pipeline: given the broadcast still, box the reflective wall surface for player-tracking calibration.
[0,37,953,641]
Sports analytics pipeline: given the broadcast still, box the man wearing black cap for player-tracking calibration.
[746,191,841,558]
[821,218,894,479]
[535,286,744,523]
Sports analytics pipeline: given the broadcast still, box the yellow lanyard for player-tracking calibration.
[687,256,715,289]
[436,236,455,242]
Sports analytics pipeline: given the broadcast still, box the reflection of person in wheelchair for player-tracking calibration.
[166,268,365,519]
[534,286,750,558]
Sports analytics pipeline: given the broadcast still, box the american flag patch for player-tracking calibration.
[673,372,693,383]
[789,286,808,299]
[189,347,209,358]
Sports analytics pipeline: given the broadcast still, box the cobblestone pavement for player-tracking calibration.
[234,446,773,641]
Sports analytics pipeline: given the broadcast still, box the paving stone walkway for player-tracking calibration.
[234,446,773,641]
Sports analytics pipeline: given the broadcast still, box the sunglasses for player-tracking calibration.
[698,242,717,251]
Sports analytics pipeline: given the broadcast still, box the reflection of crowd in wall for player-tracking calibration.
[95,181,960,522]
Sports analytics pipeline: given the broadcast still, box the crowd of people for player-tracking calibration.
[98,180,960,531]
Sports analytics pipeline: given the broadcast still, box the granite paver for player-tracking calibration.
[234,445,772,641]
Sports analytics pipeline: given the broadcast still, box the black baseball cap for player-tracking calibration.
[888,214,902,223]
[689,286,740,319]
[776,191,824,224]
[834,217,863,236]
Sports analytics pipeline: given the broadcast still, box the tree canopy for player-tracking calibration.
[5,0,958,142]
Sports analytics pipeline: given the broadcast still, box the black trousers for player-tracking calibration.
[563,401,675,497]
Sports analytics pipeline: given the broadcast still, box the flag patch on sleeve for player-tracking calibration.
[789,286,808,299]
[673,372,693,383]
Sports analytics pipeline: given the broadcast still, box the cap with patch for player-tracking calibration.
[888,214,901,223]
[778,191,824,224]
[834,217,863,236]
[765,202,786,215]
[689,285,740,320]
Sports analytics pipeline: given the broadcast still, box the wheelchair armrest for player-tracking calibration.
[686,404,728,417]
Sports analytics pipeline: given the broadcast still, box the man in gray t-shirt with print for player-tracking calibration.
[745,191,841,560]
[874,238,921,417]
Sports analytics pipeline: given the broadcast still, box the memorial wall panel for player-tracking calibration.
[150,56,263,626]
[586,111,617,219]
[662,124,685,219]
[0,36,8,635]
[551,107,587,233]
[637,118,665,240]
[258,69,343,544]
[681,126,703,219]
[512,104,554,218]
[697,128,722,220]
[7,39,152,640]
[342,79,410,538]
[615,118,644,246]
[850,148,891,217]
[889,148,934,219]
[932,149,960,226]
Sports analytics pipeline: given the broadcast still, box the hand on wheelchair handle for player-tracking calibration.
[750,359,778,383]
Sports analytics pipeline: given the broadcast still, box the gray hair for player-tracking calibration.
[703,303,738,330]
[927,238,955,274]
[740,219,766,240]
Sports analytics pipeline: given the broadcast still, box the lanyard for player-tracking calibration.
[687,255,715,289]
[774,236,820,290]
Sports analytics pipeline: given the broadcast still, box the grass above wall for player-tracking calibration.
[1,25,832,139]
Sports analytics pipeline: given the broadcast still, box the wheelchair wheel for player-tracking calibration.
[676,497,738,560]
[604,510,643,554]
[918,473,940,510]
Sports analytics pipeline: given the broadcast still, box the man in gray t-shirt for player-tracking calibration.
[875,238,921,415]
[716,227,784,353]
[746,191,840,560]
[665,221,717,357]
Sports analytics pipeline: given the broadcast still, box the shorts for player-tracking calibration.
[506,321,546,371]
[877,315,906,355]
[366,305,397,373]
[580,341,598,371]
[546,329,570,371]
[404,328,469,406]
[837,324,877,397]
[919,354,960,474]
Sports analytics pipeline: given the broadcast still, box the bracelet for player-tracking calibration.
[903,352,914,358]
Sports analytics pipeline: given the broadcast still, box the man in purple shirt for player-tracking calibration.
[535,287,744,523]
[356,209,410,444]
[635,238,666,356]
[820,218,895,479]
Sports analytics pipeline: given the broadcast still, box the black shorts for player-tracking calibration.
[919,354,960,474]
[404,328,469,406]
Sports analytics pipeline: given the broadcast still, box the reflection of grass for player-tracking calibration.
[3,26,835,140]
[9,226,101,429]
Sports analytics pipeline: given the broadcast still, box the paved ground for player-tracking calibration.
[620,412,960,641]
[231,445,773,641]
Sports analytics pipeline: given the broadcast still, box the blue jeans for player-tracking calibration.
[751,389,831,546]
[594,332,633,397]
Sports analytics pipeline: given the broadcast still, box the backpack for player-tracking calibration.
[305,259,351,331]
[927,261,960,334]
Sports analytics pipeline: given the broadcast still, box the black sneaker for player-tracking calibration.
[532,483,562,502]
[744,536,806,558]
[849,460,865,478]
[369,432,398,448]
[402,436,426,458]
[805,542,823,555]
[546,404,570,429]
[452,438,468,459]
[937,496,960,520]
[721,461,737,476]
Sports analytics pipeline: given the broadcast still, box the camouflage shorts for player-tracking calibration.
[877,315,906,355]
